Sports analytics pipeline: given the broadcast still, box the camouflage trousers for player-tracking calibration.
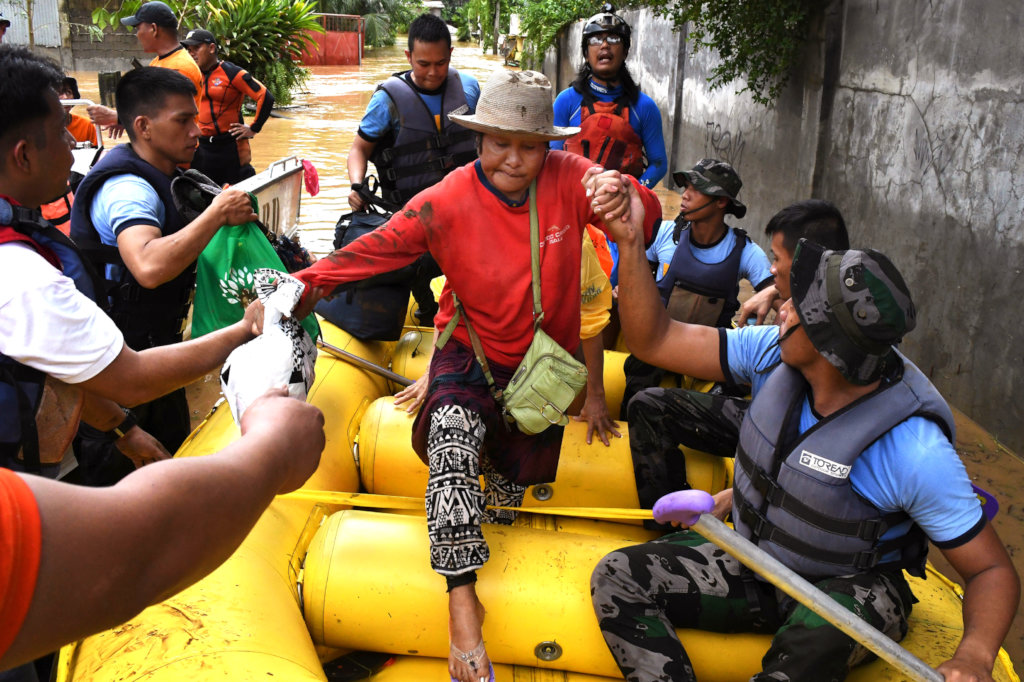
[424,405,526,577]
[591,531,915,682]
[627,387,749,514]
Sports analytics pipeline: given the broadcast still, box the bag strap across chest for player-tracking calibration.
[437,180,543,402]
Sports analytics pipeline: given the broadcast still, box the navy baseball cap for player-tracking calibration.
[121,1,177,29]
[181,28,216,46]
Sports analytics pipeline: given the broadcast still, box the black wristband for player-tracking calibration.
[351,182,363,192]
[107,408,138,440]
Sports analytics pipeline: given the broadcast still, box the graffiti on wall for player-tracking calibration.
[705,121,746,166]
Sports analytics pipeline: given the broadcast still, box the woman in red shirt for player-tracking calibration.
[295,68,660,682]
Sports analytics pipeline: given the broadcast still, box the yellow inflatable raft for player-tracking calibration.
[55,320,1019,682]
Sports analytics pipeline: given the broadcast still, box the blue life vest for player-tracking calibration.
[656,225,747,327]
[70,144,195,349]
[732,352,956,580]
[0,198,104,472]
[370,69,477,208]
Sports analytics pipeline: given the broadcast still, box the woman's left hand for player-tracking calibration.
[574,394,621,446]
[394,372,429,413]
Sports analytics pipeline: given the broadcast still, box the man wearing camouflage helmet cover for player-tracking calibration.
[589,213,1019,680]
[619,158,773,413]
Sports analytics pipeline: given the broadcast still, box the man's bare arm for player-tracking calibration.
[935,523,1020,680]
[598,182,725,381]
[79,303,261,408]
[117,189,257,289]
[347,135,377,211]
[0,390,324,669]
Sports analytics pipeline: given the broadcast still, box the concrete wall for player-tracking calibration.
[817,0,1024,452]
[545,0,1024,452]
[66,0,153,72]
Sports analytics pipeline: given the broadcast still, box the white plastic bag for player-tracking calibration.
[220,269,317,423]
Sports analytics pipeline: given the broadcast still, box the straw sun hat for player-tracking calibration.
[449,69,580,141]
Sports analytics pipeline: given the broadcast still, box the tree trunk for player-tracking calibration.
[491,0,499,55]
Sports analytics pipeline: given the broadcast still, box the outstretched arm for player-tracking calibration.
[79,302,262,408]
[0,390,324,670]
[935,523,1019,681]
[116,188,257,289]
[593,176,725,382]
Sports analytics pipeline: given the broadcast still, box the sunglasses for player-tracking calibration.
[587,34,623,46]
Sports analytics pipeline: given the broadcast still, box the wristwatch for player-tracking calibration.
[107,408,138,440]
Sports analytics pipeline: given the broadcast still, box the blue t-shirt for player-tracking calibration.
[550,80,667,189]
[646,220,774,290]
[722,325,984,547]
[90,174,165,281]
[358,71,481,141]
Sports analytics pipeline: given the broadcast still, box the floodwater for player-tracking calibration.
[71,43,1023,666]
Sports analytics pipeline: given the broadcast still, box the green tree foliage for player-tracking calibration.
[318,0,421,48]
[512,0,603,67]
[645,0,813,104]
[91,0,322,105]
[506,0,814,104]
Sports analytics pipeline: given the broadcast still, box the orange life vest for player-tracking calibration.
[564,100,645,179]
[39,187,74,235]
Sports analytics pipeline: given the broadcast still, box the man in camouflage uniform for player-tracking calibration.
[629,200,849,527]
[591,217,1018,681]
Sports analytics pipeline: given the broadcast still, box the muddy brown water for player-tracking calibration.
[71,43,1022,667]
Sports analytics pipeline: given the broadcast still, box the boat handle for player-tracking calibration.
[268,155,299,178]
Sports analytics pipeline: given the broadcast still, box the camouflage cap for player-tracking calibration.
[672,158,746,218]
[790,239,915,385]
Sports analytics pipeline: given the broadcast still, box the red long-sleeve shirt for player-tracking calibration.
[298,151,660,366]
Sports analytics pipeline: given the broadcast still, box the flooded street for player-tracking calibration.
[71,43,1022,666]
[72,41,681,256]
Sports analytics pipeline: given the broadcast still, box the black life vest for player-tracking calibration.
[563,96,645,179]
[0,199,104,472]
[732,353,956,580]
[70,144,195,349]
[369,69,477,208]
[655,225,747,327]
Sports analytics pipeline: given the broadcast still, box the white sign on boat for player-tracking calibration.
[235,156,304,238]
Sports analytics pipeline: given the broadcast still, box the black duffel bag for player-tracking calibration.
[315,177,430,341]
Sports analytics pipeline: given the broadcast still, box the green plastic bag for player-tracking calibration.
[192,222,320,340]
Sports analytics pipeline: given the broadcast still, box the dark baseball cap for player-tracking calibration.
[121,1,177,29]
[181,28,216,46]
[672,158,747,218]
[0,11,10,28]
[790,239,915,385]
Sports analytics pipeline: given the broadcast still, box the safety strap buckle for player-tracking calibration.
[858,517,884,541]
[853,548,881,571]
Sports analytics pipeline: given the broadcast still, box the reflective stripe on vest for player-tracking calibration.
[656,226,747,326]
[563,99,645,179]
[732,353,955,580]
[70,144,195,347]
[370,69,478,207]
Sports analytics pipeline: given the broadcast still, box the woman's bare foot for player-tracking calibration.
[448,583,491,682]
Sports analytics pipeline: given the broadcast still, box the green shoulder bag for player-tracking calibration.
[438,181,587,435]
